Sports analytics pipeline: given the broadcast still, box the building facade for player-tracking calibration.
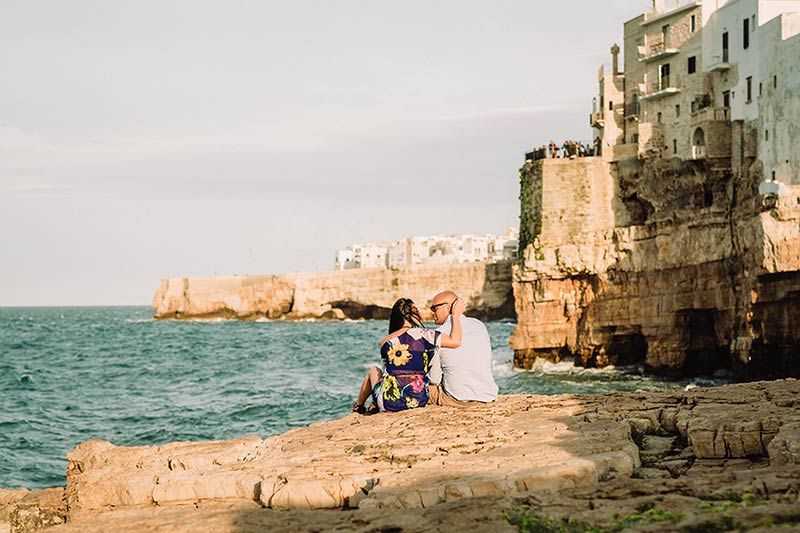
[594,0,800,186]
[334,228,519,270]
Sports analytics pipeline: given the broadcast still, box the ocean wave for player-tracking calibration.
[491,359,516,378]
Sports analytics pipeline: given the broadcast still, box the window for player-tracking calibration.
[609,101,614,111]
[663,24,670,48]
[659,63,671,90]
[723,32,729,62]
[723,90,731,108]
[691,15,697,33]
[744,18,750,49]
[676,104,681,118]
[746,77,752,102]
[658,112,663,123]
[688,56,697,74]
[691,100,697,113]
[774,75,778,88]
[759,82,763,96]
[766,129,769,141]
[673,140,678,154]
[632,133,639,144]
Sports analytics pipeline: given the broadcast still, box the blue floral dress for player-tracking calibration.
[378,328,441,412]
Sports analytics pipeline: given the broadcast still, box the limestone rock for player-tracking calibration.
[152,261,514,322]
[767,422,800,465]
[0,488,65,533]
[512,157,800,380]
[12,379,798,532]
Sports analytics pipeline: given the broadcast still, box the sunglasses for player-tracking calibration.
[429,302,452,313]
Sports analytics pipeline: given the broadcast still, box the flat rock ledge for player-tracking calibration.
[3,379,800,532]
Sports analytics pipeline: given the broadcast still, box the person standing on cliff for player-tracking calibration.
[427,291,498,406]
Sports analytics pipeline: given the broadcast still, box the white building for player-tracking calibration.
[334,249,356,270]
[597,0,800,187]
[333,229,520,270]
[355,244,388,269]
[491,227,520,261]
[386,240,407,269]
[701,0,800,183]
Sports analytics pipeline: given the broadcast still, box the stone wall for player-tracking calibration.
[512,153,800,380]
[152,261,514,322]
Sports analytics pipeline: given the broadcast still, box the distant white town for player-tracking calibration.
[334,228,519,270]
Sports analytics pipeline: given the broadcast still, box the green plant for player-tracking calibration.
[741,490,761,507]
[679,514,744,533]
[642,508,683,523]
[630,431,647,450]
[504,505,685,533]
[502,506,581,533]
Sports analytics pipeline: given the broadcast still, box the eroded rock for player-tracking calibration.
[7,379,799,532]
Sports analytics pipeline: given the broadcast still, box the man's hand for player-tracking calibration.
[451,297,467,317]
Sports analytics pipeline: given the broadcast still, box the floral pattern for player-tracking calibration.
[387,343,412,367]
[379,328,440,412]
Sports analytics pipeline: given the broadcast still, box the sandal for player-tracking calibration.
[351,403,366,415]
[366,403,380,415]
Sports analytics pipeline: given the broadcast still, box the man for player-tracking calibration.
[427,291,498,406]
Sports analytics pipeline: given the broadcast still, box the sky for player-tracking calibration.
[0,0,653,306]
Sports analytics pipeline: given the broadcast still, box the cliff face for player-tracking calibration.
[152,261,514,322]
[4,380,800,532]
[512,155,800,380]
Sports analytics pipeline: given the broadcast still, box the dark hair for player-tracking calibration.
[388,298,423,334]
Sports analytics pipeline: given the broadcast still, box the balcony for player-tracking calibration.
[706,54,731,72]
[625,101,640,118]
[690,106,730,125]
[641,75,681,100]
[589,111,605,128]
[641,86,681,101]
[639,42,680,63]
[690,145,707,160]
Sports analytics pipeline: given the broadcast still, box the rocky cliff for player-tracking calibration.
[152,261,514,322]
[3,380,800,532]
[511,154,800,380]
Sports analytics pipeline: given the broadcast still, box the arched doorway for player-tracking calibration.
[691,127,706,159]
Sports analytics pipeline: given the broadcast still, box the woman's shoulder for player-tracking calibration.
[405,327,440,344]
[380,328,410,347]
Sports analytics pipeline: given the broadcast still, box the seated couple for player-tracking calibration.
[352,291,498,414]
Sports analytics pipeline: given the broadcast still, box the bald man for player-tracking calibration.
[427,291,498,406]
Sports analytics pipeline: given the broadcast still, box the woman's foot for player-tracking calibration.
[352,402,366,415]
[366,403,380,415]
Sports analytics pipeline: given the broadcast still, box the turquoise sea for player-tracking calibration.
[0,306,727,490]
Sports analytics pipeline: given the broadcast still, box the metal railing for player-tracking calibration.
[625,101,640,117]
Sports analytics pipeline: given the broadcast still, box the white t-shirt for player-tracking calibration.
[428,316,498,402]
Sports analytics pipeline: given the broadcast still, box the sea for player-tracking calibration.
[0,306,728,490]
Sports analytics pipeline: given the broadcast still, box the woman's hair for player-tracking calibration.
[388,298,423,333]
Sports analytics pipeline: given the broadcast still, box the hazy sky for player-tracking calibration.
[1,0,652,306]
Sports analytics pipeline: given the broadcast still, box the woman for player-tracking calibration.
[352,296,466,414]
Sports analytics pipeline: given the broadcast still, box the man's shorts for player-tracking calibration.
[427,384,475,408]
